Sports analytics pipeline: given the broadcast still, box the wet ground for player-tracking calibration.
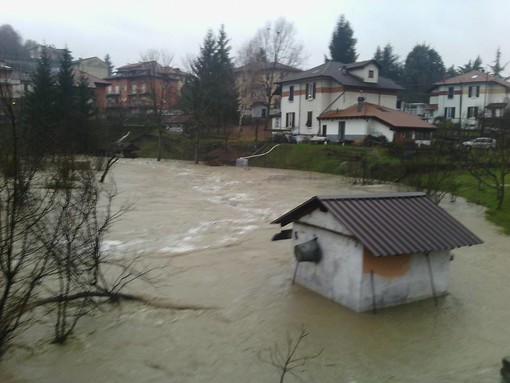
[2,158,510,382]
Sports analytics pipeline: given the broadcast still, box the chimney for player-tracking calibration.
[357,96,365,112]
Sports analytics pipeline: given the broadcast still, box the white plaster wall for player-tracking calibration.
[319,118,394,142]
[358,250,450,312]
[292,211,364,310]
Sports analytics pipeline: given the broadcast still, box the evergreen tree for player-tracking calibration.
[373,44,402,82]
[402,43,445,103]
[328,15,358,63]
[181,27,238,162]
[24,48,57,156]
[215,25,238,133]
[445,65,458,78]
[55,48,76,153]
[490,47,508,78]
[104,54,114,76]
[458,56,483,74]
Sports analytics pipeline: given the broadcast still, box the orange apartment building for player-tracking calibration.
[104,61,185,117]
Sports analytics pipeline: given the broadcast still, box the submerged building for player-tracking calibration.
[272,192,482,312]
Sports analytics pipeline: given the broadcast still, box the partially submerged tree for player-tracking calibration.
[463,110,510,210]
[328,14,358,63]
[0,50,144,356]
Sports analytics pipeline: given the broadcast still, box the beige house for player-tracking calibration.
[73,57,109,79]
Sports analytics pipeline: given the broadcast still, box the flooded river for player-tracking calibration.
[3,159,510,382]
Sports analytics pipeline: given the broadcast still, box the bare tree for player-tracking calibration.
[237,18,305,135]
[139,49,176,161]
[0,61,146,355]
[260,327,322,383]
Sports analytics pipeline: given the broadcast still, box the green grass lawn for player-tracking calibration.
[454,172,510,234]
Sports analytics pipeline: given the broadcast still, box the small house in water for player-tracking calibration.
[272,192,482,312]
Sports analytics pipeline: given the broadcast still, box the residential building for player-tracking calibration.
[401,102,437,122]
[277,60,405,140]
[319,100,437,146]
[73,69,111,113]
[104,61,186,117]
[235,62,301,130]
[73,57,109,79]
[429,70,510,130]
[0,61,31,99]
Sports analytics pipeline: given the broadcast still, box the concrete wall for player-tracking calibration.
[292,210,364,310]
[319,118,394,143]
[359,249,450,311]
[291,210,451,312]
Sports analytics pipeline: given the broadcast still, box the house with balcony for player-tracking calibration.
[104,61,185,117]
[277,60,434,144]
[429,70,510,130]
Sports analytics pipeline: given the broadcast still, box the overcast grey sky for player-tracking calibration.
[4,0,510,74]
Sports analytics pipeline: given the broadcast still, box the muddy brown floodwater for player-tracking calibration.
[2,158,510,383]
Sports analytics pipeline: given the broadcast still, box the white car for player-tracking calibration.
[462,137,496,149]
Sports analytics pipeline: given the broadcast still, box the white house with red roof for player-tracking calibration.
[318,100,437,146]
[429,70,510,130]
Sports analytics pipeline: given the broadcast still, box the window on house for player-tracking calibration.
[322,125,327,136]
[261,108,267,118]
[305,82,316,99]
[368,70,374,79]
[468,86,480,98]
[132,84,138,93]
[114,85,120,94]
[444,107,456,119]
[286,112,295,128]
[467,106,478,118]
[288,86,294,102]
[448,87,454,99]
[306,111,313,127]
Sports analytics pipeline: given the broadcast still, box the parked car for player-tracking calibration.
[462,137,496,149]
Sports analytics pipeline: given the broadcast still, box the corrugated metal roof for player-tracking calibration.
[272,192,483,257]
